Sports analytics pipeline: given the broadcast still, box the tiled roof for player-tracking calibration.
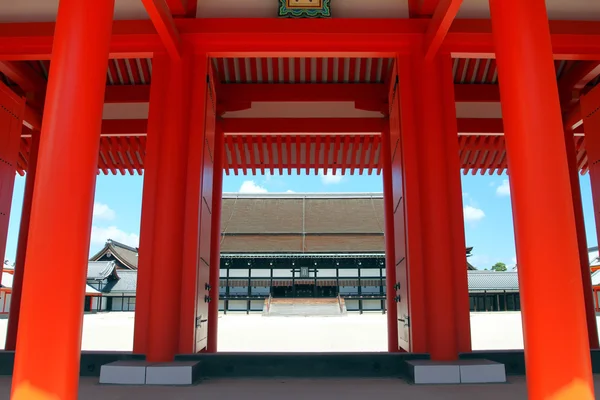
[87,261,117,280]
[467,271,519,291]
[102,270,137,294]
[90,240,138,269]
[220,193,384,253]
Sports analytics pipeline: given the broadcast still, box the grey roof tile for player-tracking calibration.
[102,270,138,294]
[467,271,519,291]
[87,261,117,280]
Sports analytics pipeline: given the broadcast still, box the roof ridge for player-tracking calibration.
[107,239,139,253]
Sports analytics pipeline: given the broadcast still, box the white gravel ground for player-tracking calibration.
[0,311,535,352]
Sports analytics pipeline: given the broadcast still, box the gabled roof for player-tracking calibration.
[90,239,138,270]
[467,271,519,292]
[102,270,137,294]
[87,261,118,280]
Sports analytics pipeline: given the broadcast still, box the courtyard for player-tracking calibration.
[2,311,529,352]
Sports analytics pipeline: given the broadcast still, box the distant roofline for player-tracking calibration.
[106,239,138,253]
[222,192,384,199]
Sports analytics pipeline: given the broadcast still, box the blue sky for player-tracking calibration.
[3,171,598,270]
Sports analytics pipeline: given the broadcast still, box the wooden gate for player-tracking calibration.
[388,67,410,351]
[194,62,217,351]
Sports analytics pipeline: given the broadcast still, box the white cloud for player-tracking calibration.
[239,180,268,193]
[463,205,485,222]
[496,180,511,196]
[90,226,139,248]
[319,169,343,185]
[286,190,295,193]
[93,202,116,220]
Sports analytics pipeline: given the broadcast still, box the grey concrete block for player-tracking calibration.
[99,361,149,385]
[146,361,201,385]
[405,360,461,384]
[458,359,506,383]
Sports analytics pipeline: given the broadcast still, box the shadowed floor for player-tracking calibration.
[0,376,534,400]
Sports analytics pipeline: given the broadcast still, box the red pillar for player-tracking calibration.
[132,46,167,356]
[564,125,599,350]
[441,55,472,354]
[490,1,594,399]
[10,1,114,398]
[397,51,469,360]
[145,53,190,362]
[207,123,224,353]
[381,125,399,352]
[5,129,40,351]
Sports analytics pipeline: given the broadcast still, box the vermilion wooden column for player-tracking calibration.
[5,128,40,351]
[397,50,469,360]
[381,125,399,352]
[207,122,224,353]
[440,54,472,354]
[146,53,190,362]
[179,53,210,354]
[564,124,599,350]
[132,52,165,355]
[491,1,594,399]
[10,1,114,398]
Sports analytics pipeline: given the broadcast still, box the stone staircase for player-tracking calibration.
[263,297,347,317]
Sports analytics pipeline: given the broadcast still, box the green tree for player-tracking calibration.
[491,262,507,272]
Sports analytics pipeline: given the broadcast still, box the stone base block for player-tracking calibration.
[99,361,150,385]
[406,360,460,384]
[406,359,506,384]
[146,361,201,385]
[458,359,506,383]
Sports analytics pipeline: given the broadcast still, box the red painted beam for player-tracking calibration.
[409,0,440,17]
[219,83,388,103]
[453,84,499,102]
[445,19,600,60]
[141,0,182,59]
[165,0,189,16]
[456,118,584,135]
[0,20,161,60]
[221,118,386,134]
[424,0,463,61]
[1,19,600,59]
[104,85,151,103]
[559,61,600,105]
[26,116,589,139]
[0,61,46,93]
[100,83,499,105]
[101,119,148,136]
[23,117,584,138]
